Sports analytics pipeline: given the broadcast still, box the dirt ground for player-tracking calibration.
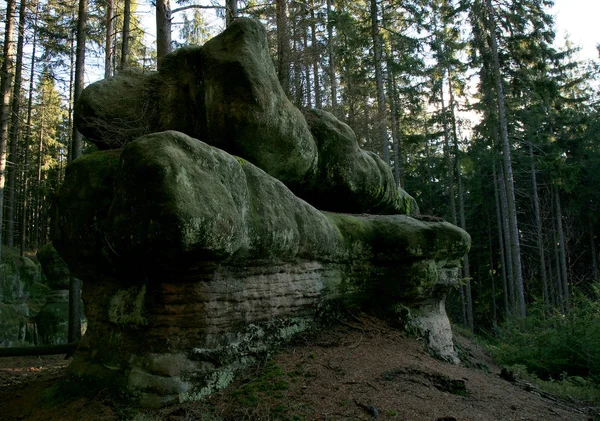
[0,314,597,421]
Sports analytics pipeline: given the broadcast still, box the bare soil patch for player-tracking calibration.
[0,314,594,420]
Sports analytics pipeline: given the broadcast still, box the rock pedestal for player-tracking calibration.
[53,19,470,407]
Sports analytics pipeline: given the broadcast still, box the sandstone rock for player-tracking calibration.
[55,16,471,408]
[75,69,157,149]
[53,131,469,405]
[37,242,70,290]
[301,109,412,214]
[73,19,412,216]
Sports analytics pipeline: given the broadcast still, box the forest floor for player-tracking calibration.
[0,314,598,421]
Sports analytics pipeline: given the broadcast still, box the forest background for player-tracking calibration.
[1,0,600,401]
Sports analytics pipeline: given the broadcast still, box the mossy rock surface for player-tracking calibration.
[37,242,70,290]
[73,19,416,216]
[56,131,469,278]
[75,69,157,149]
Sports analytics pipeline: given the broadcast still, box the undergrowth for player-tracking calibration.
[481,286,600,406]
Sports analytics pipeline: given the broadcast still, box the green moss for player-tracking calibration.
[108,284,148,327]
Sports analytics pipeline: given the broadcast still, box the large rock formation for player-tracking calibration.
[53,18,470,407]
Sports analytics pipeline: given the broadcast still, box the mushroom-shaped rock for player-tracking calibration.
[53,131,469,405]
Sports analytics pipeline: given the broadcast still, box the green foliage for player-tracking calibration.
[232,362,290,407]
[487,288,600,386]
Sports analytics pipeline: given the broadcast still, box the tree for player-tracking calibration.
[0,0,17,263]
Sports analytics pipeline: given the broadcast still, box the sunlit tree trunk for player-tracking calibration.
[7,0,27,249]
[0,0,17,254]
[326,0,337,111]
[105,0,113,77]
[370,0,388,163]
[310,6,321,107]
[120,0,131,70]
[276,0,290,96]
[226,0,237,26]
[156,0,172,69]
[20,7,37,257]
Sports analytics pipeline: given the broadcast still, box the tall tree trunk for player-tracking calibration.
[303,26,312,108]
[310,7,321,107]
[71,0,86,161]
[488,223,498,327]
[385,48,401,186]
[156,0,172,69]
[439,80,457,225]
[448,69,473,329]
[20,6,37,257]
[551,193,564,311]
[120,0,131,70]
[69,0,87,345]
[226,0,238,27]
[276,0,290,96]
[590,219,598,281]
[529,143,548,312]
[492,160,509,318]
[496,159,515,313]
[326,0,337,111]
[34,110,44,248]
[369,0,388,163]
[7,0,27,249]
[554,184,569,309]
[485,0,525,317]
[0,0,17,254]
[105,0,114,78]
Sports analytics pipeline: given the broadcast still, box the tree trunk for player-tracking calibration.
[554,184,570,309]
[529,143,548,312]
[225,0,237,27]
[326,0,337,111]
[485,0,525,317]
[369,0,388,163]
[156,0,172,69]
[496,159,515,313]
[69,0,87,344]
[20,6,37,257]
[385,48,401,187]
[448,69,473,329]
[105,0,113,78]
[492,159,509,318]
[590,219,598,281]
[276,0,290,96]
[120,0,131,71]
[439,80,457,226]
[6,0,27,249]
[551,194,564,311]
[71,0,86,161]
[310,7,321,107]
[303,25,312,108]
[0,0,17,254]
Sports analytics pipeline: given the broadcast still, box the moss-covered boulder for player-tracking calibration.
[75,69,158,149]
[53,131,469,406]
[55,16,471,408]
[302,109,415,214]
[73,19,413,216]
[37,242,70,290]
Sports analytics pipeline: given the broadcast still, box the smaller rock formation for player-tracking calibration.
[35,243,72,345]
[0,253,42,346]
